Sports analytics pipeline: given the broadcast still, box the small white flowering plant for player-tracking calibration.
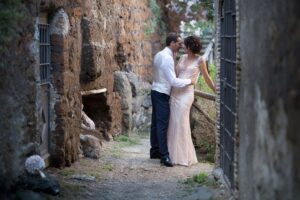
[25,155,46,178]
[179,20,213,39]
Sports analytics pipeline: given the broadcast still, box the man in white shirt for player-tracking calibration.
[150,33,194,167]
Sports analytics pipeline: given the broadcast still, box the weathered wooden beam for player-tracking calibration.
[194,89,216,101]
[192,102,216,124]
[81,88,107,96]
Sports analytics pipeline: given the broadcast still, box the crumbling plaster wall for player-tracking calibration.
[238,0,300,199]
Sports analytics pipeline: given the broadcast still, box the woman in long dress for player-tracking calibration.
[167,36,216,166]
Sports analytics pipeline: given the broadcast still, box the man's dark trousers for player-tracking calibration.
[150,90,170,159]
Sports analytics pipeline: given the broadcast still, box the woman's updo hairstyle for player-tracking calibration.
[184,35,202,54]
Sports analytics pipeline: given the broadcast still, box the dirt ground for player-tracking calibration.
[43,134,230,200]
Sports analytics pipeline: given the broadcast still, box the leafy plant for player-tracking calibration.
[202,142,215,162]
[205,152,214,163]
[192,172,208,184]
[144,0,166,40]
[166,0,214,39]
[197,63,216,94]
[180,20,214,38]
[184,172,216,186]
[167,0,214,21]
[201,0,214,22]
[0,0,25,54]
[113,135,139,146]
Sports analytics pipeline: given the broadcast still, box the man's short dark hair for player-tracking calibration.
[166,33,179,46]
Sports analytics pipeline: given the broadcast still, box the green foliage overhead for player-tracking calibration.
[180,20,214,38]
[144,0,166,40]
[168,0,215,39]
[200,0,214,22]
[0,0,25,54]
[149,0,160,17]
[167,0,214,22]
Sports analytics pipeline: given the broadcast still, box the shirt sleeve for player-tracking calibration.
[161,56,191,88]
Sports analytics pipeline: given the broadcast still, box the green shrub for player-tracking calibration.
[197,63,216,94]
[201,0,215,22]
[184,171,216,186]
[113,135,139,146]
[144,0,166,40]
[0,0,25,54]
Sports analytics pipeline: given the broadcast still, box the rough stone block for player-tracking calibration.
[80,134,102,159]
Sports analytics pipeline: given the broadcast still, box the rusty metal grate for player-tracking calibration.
[39,24,50,84]
[220,0,236,188]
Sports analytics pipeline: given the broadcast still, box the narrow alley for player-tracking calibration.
[43,134,229,200]
[0,0,299,199]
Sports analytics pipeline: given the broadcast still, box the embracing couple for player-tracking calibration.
[150,33,215,167]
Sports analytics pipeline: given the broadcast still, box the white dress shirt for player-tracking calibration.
[152,47,191,95]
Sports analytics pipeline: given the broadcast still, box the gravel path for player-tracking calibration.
[44,135,230,200]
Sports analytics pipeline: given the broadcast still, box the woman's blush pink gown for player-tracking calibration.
[167,54,201,166]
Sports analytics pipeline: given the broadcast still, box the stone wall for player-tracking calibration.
[0,0,161,194]
[25,0,86,168]
[40,0,160,166]
[80,0,161,135]
[0,1,38,194]
[47,3,83,167]
[238,0,300,199]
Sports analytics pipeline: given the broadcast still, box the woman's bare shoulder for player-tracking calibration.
[195,55,202,63]
[196,54,203,59]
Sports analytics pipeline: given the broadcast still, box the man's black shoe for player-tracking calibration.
[150,153,161,159]
[161,156,173,167]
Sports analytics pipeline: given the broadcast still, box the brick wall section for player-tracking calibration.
[214,0,221,170]
[234,0,241,197]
